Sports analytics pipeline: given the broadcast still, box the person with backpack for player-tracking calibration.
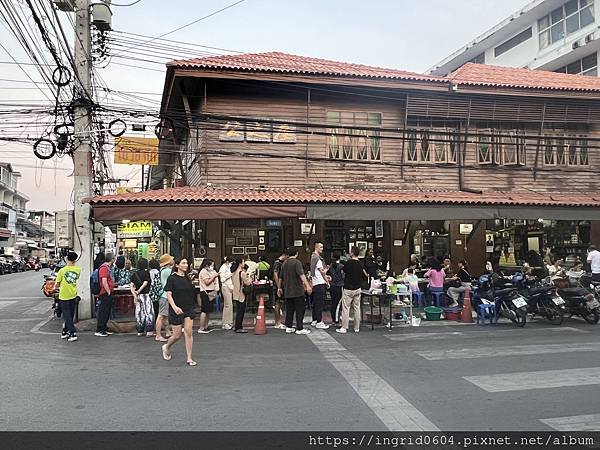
[95,253,115,337]
[327,252,344,326]
[131,257,154,337]
[55,251,81,342]
[154,254,174,342]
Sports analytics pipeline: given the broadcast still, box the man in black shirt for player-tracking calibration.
[337,246,367,334]
[271,250,289,330]
[277,248,312,335]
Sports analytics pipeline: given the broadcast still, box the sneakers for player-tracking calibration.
[197,329,212,334]
[60,330,69,339]
[336,327,347,334]
[295,329,311,335]
[105,331,113,335]
[315,322,329,329]
[94,331,108,337]
[67,334,78,342]
[222,324,233,330]
[310,321,317,326]
[285,327,296,334]
[354,329,360,333]
[274,323,287,330]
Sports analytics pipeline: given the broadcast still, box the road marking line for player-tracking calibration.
[307,330,439,431]
[417,342,600,361]
[0,318,46,322]
[540,413,600,431]
[464,367,600,392]
[385,331,465,341]
[0,297,46,300]
[30,317,55,335]
[0,301,17,310]
[23,302,53,315]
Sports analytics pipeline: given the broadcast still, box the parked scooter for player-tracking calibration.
[550,271,600,324]
[473,273,528,326]
[42,274,56,298]
[513,274,565,325]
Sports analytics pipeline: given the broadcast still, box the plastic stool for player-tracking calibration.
[429,288,444,307]
[412,291,426,307]
[477,303,497,324]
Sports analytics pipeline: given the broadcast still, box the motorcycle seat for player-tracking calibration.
[528,286,553,295]
[559,287,590,297]
[494,287,515,296]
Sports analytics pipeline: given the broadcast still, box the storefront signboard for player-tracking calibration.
[114,137,159,166]
[459,223,473,235]
[301,223,315,235]
[393,240,403,247]
[236,237,254,246]
[294,240,303,247]
[117,221,153,239]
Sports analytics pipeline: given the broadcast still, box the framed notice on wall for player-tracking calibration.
[219,121,244,141]
[245,247,257,254]
[375,220,384,238]
[232,247,244,255]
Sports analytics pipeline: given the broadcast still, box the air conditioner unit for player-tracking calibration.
[572,40,581,50]
[585,33,595,44]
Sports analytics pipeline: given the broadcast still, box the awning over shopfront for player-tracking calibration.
[87,186,600,221]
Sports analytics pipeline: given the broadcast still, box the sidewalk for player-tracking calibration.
[39,309,480,334]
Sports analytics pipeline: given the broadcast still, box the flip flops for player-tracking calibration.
[186,360,197,366]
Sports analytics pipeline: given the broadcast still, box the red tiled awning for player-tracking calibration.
[87,187,600,221]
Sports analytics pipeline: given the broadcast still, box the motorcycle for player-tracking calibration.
[473,273,528,327]
[551,272,600,324]
[511,273,565,325]
[27,259,40,271]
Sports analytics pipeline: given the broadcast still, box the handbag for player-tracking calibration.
[241,272,254,296]
[207,290,218,301]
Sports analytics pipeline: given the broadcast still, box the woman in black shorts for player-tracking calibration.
[161,257,197,366]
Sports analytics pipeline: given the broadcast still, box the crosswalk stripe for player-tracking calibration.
[0,300,17,310]
[464,367,600,392]
[307,330,439,431]
[540,413,600,431]
[417,342,600,361]
[23,302,52,315]
[385,331,465,341]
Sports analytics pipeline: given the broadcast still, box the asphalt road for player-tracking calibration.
[2,269,600,432]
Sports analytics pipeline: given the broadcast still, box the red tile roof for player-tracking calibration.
[88,186,600,208]
[449,62,600,92]
[168,51,445,83]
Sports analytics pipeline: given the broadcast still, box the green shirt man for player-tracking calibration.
[56,262,81,300]
[55,251,81,341]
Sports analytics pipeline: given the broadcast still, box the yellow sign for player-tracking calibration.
[114,136,159,166]
[116,187,135,195]
[117,221,153,239]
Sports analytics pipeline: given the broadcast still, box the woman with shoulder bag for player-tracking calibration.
[198,259,219,334]
[231,260,252,333]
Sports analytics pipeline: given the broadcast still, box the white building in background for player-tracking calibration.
[428,0,599,77]
[0,163,29,255]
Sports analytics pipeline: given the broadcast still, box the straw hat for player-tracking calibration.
[159,254,174,267]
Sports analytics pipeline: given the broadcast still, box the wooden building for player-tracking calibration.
[89,52,600,274]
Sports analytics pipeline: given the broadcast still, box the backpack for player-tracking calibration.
[90,268,101,295]
[149,269,163,302]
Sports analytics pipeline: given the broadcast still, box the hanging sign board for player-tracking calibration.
[114,137,159,166]
[117,221,153,239]
[459,223,474,235]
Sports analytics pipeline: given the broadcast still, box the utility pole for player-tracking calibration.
[72,0,93,319]
[38,210,44,250]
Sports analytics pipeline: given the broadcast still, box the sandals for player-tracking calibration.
[155,336,168,342]
[161,344,172,361]
[186,360,197,366]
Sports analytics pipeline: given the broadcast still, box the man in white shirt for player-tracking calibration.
[587,245,600,282]
[310,242,329,329]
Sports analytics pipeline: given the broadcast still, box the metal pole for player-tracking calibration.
[72,0,93,319]
[39,211,44,250]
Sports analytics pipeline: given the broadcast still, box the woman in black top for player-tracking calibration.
[161,257,197,366]
[447,260,472,307]
[130,257,154,337]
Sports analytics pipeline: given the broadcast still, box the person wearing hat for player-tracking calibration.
[154,254,174,342]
